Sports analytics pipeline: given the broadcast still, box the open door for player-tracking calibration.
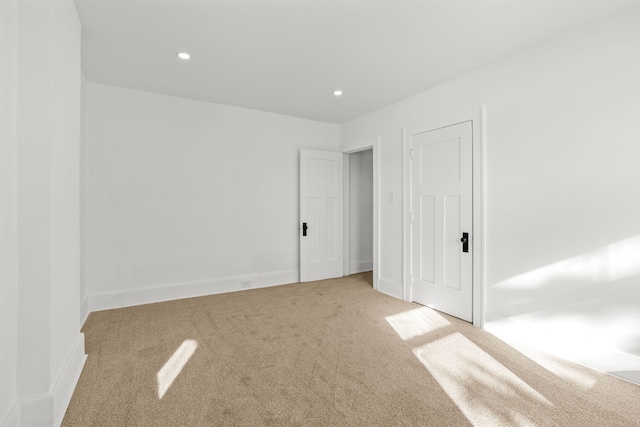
[409,121,473,322]
[300,150,344,282]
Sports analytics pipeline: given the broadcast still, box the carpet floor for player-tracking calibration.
[63,273,640,426]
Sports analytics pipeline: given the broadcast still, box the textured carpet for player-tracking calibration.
[63,273,640,426]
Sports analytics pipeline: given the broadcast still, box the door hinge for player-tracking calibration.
[410,212,414,223]
[410,149,414,159]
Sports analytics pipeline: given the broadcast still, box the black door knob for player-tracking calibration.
[461,232,469,253]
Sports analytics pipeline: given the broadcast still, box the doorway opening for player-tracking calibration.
[347,149,373,275]
[343,138,380,290]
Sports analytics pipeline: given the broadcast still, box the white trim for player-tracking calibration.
[373,140,380,291]
[486,316,640,386]
[402,107,485,327]
[350,260,373,274]
[342,137,380,290]
[19,394,52,427]
[51,334,86,427]
[343,155,350,275]
[0,401,20,427]
[611,366,640,386]
[402,130,411,302]
[88,270,299,312]
[343,139,376,154]
[7,334,86,427]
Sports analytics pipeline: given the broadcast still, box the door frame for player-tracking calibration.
[402,107,485,327]
[342,137,380,290]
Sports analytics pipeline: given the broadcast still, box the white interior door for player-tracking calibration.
[300,150,344,282]
[410,121,473,322]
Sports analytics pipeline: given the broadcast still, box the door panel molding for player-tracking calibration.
[402,107,485,327]
[300,150,344,282]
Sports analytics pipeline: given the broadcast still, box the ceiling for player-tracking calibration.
[74,0,640,124]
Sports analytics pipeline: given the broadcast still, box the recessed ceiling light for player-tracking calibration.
[333,90,343,96]
[177,52,191,60]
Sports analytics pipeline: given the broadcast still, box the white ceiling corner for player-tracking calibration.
[74,0,640,124]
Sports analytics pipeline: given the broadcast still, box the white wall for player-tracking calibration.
[349,149,373,274]
[341,6,640,381]
[84,83,340,310]
[0,0,19,424]
[2,0,86,425]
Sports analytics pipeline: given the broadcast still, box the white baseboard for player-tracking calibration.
[378,277,403,300]
[4,334,86,427]
[486,315,640,386]
[18,394,53,427]
[611,368,640,385]
[1,336,86,427]
[349,260,373,275]
[88,270,299,312]
[52,333,86,427]
[0,401,20,427]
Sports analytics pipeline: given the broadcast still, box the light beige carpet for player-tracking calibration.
[63,273,640,426]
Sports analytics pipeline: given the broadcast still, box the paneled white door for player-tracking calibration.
[300,150,344,282]
[410,121,473,322]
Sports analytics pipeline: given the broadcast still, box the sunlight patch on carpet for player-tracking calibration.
[486,329,599,389]
[413,332,552,425]
[157,339,198,399]
[385,306,450,340]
